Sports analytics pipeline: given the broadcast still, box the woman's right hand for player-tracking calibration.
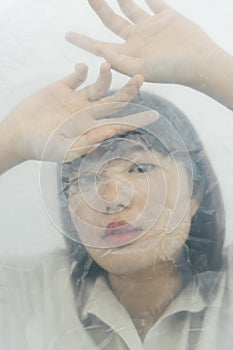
[0,62,158,173]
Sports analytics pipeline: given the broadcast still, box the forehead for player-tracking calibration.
[78,138,163,172]
[64,131,192,181]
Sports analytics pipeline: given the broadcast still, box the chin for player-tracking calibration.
[87,245,155,276]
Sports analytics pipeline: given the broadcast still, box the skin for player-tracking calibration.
[0,0,232,341]
[67,0,233,110]
[68,146,198,339]
[0,63,159,174]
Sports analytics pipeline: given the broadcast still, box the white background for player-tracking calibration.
[0,0,233,255]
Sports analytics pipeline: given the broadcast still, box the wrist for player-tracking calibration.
[190,44,233,109]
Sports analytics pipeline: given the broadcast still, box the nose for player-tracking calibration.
[98,176,132,213]
[99,177,118,202]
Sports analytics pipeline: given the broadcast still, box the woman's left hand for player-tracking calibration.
[66,0,217,87]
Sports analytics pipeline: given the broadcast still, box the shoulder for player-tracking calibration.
[208,244,233,304]
[0,250,97,349]
[0,249,70,268]
[0,249,71,296]
[222,243,233,279]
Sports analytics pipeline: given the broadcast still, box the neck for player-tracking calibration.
[108,262,185,340]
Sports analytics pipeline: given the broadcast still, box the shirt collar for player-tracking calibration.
[80,270,220,347]
[81,275,143,349]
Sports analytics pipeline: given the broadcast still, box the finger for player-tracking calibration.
[66,32,102,56]
[81,62,112,101]
[117,0,149,23]
[73,74,143,122]
[65,127,115,161]
[88,0,133,39]
[99,110,160,134]
[66,32,122,58]
[97,46,143,77]
[102,74,144,104]
[91,75,144,118]
[144,0,169,14]
[61,63,88,89]
[67,110,159,161]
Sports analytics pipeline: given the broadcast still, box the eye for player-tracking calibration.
[129,163,156,173]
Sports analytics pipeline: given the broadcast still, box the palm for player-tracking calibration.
[119,12,195,83]
[67,0,214,85]
[8,63,157,163]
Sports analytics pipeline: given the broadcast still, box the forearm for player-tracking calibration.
[0,119,25,175]
[192,46,233,110]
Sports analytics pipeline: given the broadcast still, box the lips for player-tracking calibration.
[105,220,140,245]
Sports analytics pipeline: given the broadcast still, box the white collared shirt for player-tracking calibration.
[1,246,233,350]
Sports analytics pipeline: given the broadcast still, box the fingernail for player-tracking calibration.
[75,63,88,74]
[136,74,144,86]
[146,110,160,121]
[135,110,160,126]
[101,62,111,72]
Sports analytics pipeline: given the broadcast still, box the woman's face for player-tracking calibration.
[68,138,198,275]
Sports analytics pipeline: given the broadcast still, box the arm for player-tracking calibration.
[0,63,158,175]
[66,0,233,110]
[0,118,25,174]
[193,47,233,110]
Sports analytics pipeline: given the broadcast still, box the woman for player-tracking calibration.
[0,1,233,349]
[60,91,225,348]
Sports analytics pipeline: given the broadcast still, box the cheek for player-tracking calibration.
[161,161,193,233]
[133,170,167,215]
[68,194,103,247]
[155,215,191,262]
[69,192,96,224]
